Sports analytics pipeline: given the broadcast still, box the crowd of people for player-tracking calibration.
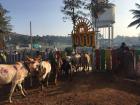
[0,42,139,78]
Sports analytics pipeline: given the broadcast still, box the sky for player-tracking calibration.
[0,0,140,37]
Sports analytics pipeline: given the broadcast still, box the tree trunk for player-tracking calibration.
[0,34,5,49]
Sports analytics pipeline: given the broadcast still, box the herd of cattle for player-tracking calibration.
[0,52,91,103]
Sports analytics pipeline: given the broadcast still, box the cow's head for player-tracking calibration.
[24,56,40,72]
[15,62,29,77]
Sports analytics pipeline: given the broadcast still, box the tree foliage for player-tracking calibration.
[128,3,140,29]
[84,0,113,19]
[7,34,72,46]
[0,3,12,32]
[61,0,85,25]
[61,0,113,28]
[0,3,12,49]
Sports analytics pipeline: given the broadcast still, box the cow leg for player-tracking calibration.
[30,76,33,87]
[41,84,44,91]
[87,63,89,71]
[17,83,26,97]
[85,64,88,71]
[21,80,27,95]
[76,65,78,72]
[9,83,17,103]
[46,73,50,87]
[39,80,44,91]
[55,73,58,85]
[23,88,27,95]
[82,64,85,71]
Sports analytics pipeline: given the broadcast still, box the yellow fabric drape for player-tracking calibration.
[105,49,112,70]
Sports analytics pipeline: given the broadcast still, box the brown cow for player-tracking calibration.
[24,56,40,87]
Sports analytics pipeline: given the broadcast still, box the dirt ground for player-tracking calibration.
[0,71,140,105]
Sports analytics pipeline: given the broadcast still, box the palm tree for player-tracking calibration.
[128,3,140,28]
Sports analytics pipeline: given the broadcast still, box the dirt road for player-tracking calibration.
[0,72,140,105]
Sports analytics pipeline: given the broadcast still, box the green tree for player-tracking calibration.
[0,3,12,32]
[61,0,86,50]
[0,3,12,49]
[61,0,85,29]
[84,0,113,27]
[128,3,140,28]
[83,0,113,48]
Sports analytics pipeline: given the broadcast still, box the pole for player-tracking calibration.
[111,25,114,47]
[30,21,33,51]
[91,0,98,49]
[108,26,111,48]
[72,0,76,52]
[91,0,95,71]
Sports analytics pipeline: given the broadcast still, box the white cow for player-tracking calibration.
[0,62,28,103]
[38,61,51,90]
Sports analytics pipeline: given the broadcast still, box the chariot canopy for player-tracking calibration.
[72,17,95,48]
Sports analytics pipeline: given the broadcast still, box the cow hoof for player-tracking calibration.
[22,95,26,98]
[54,82,57,85]
[22,96,25,98]
[41,85,44,91]
[23,90,27,95]
[9,100,13,103]
[24,92,27,95]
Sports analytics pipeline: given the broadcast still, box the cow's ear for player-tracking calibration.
[26,56,33,61]
[16,62,20,65]
[15,62,23,69]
